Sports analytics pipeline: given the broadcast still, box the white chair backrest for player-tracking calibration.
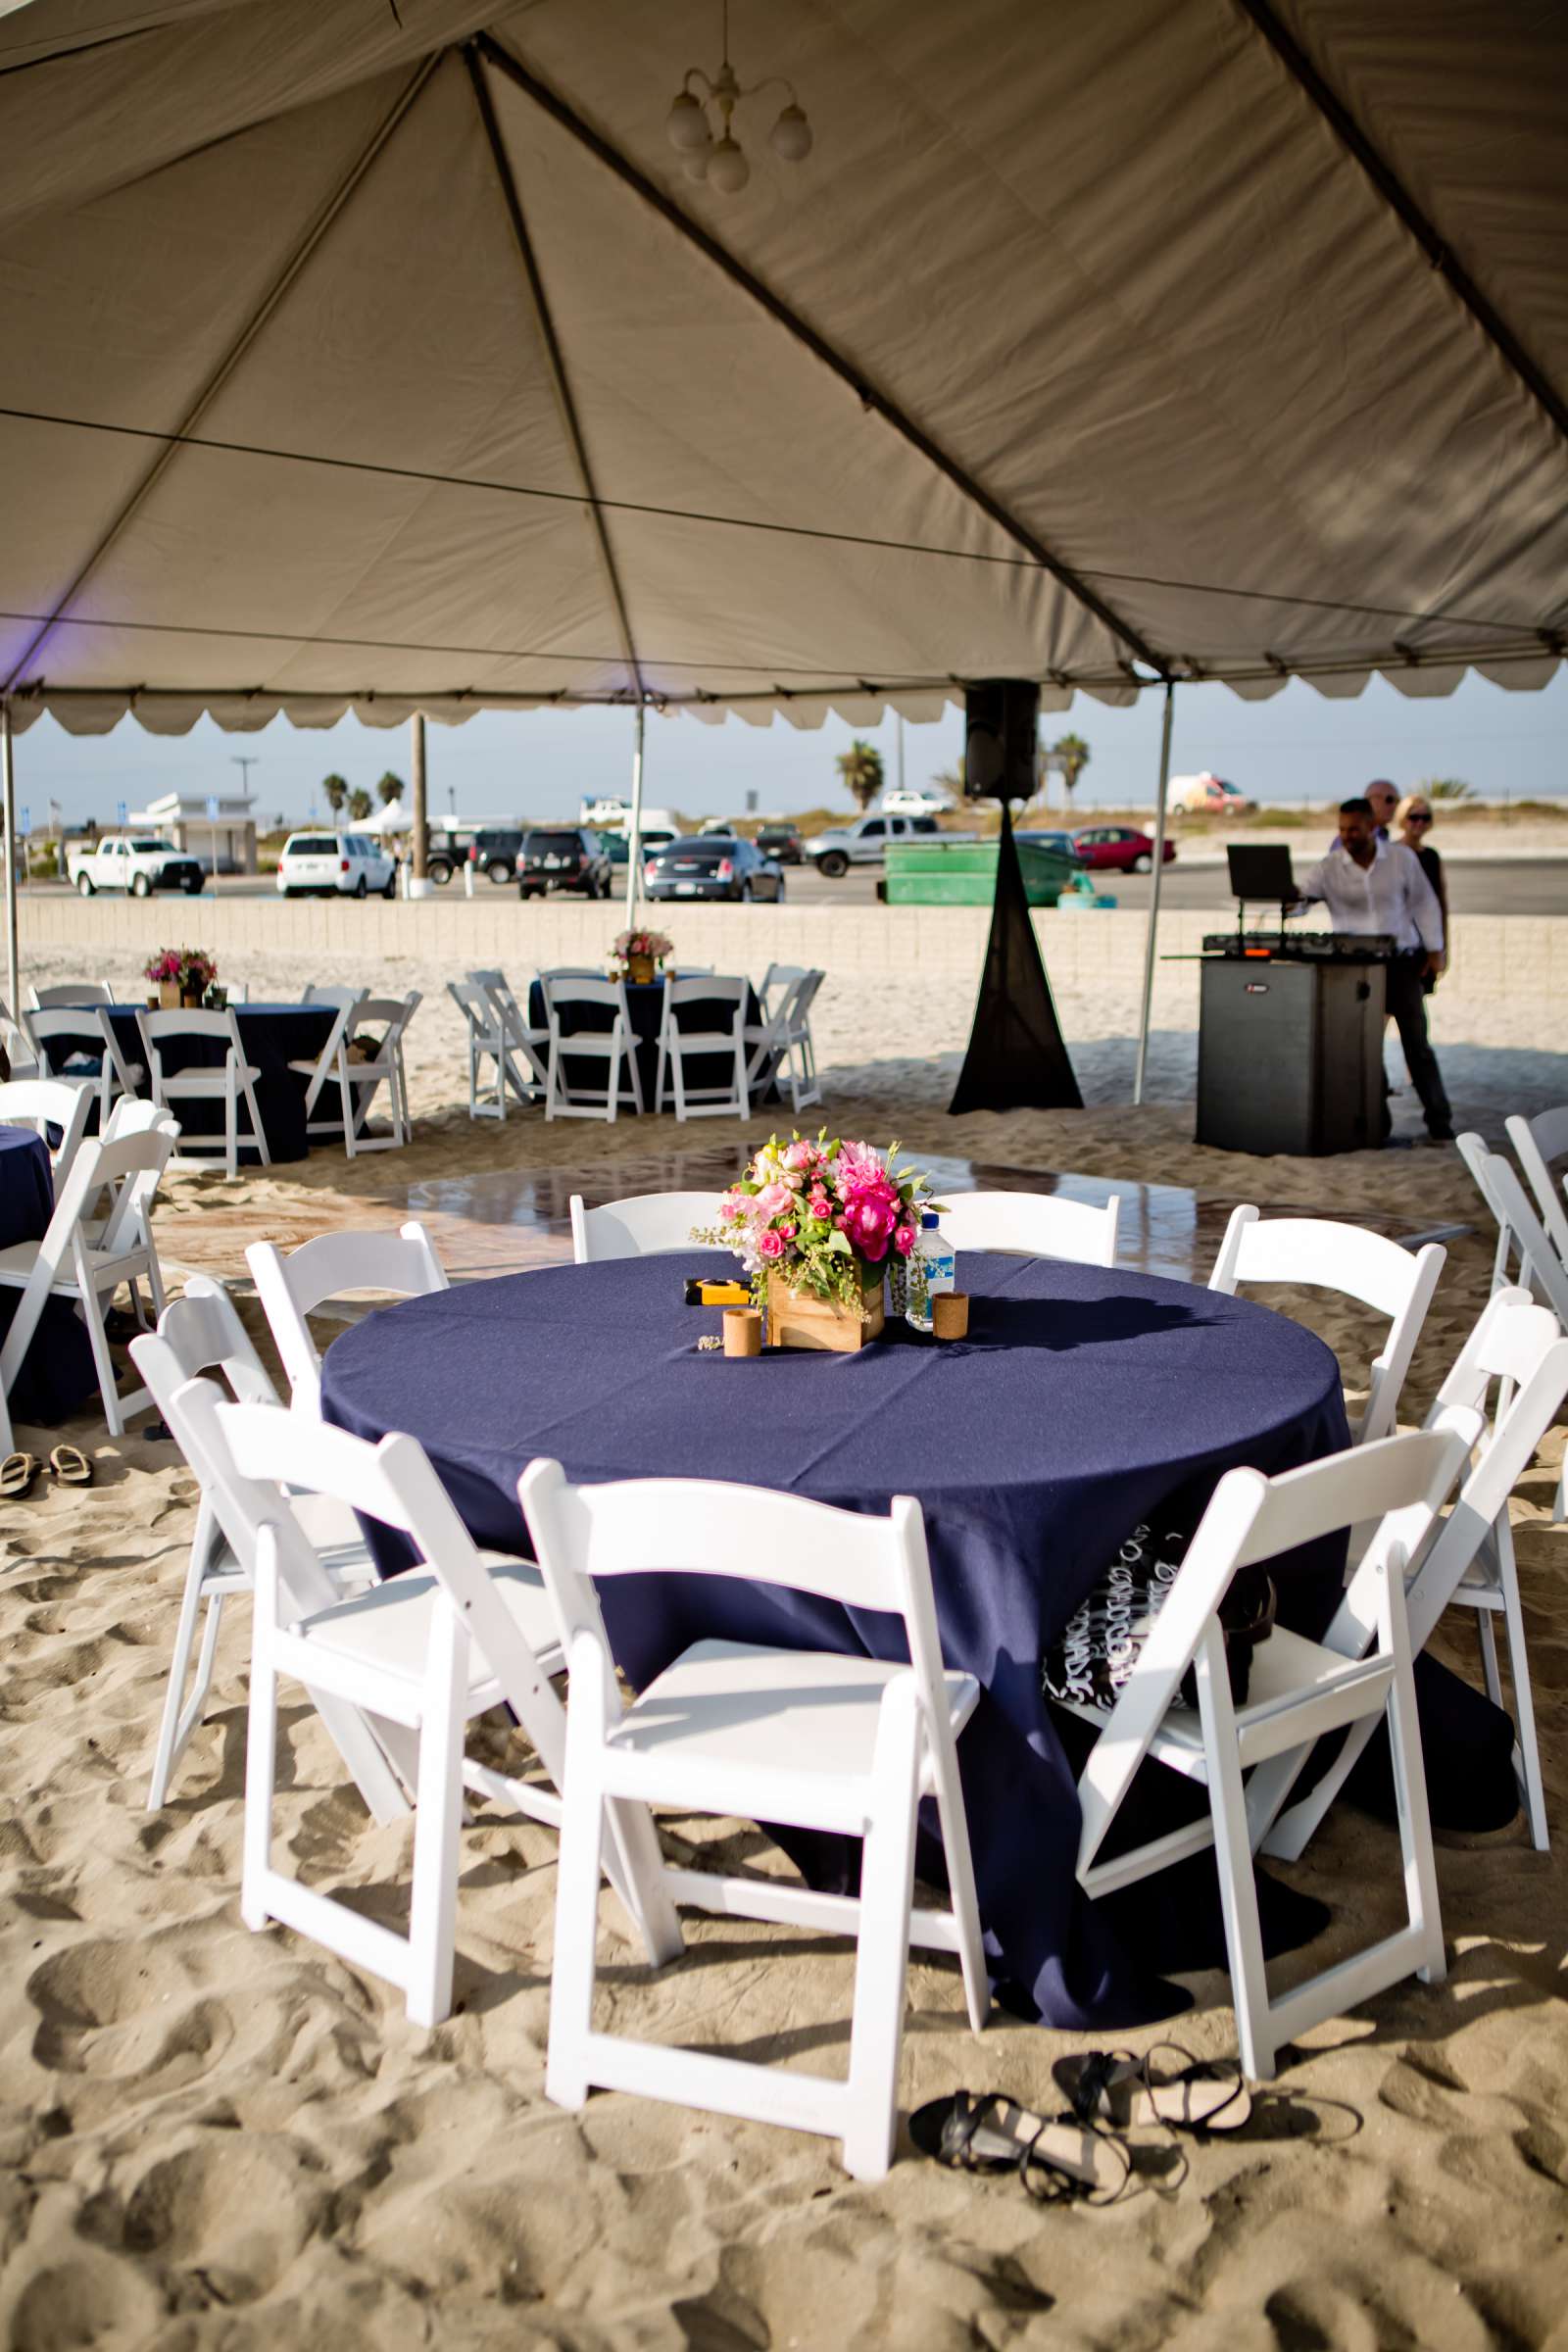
[570,1191,728,1263]
[760,961,808,1014]
[304,985,364,1009]
[24,1004,104,1073]
[137,1004,245,1075]
[544,976,625,1015]
[150,1373,355,1621]
[448,978,496,1034]
[104,1096,181,1146]
[0,1077,92,1185]
[1416,1292,1568,1549]
[664,974,746,1014]
[939,1189,1119,1268]
[220,1401,562,1764]
[1459,1136,1568,1325]
[1506,1107,1568,1272]
[0,1127,174,1394]
[130,1274,279,1409]
[521,1459,956,1769]
[28,980,115,1007]
[0,996,37,1079]
[351,993,420,1047]
[1075,1423,1477,1874]
[538,967,608,985]
[1208,1204,1446,1442]
[246,1219,448,1410]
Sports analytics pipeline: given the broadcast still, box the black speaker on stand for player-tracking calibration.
[949,680,1083,1116]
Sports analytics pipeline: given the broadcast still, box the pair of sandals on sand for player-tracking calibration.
[911,2044,1251,2204]
[1,1446,93,1498]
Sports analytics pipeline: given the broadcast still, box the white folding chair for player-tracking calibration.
[0,1076,93,1190]
[1208,1206,1445,1443]
[287,989,367,1148]
[25,1004,143,1130]
[569,1191,728,1264]
[1262,1291,1568,1861]
[1069,1422,1476,2079]
[0,1128,172,1435]
[134,1006,269,1181]
[939,1189,1120,1268]
[0,995,38,1081]
[742,971,823,1116]
[337,992,419,1156]
[219,1404,672,2028]
[27,980,116,1008]
[448,981,509,1121]
[1458,1136,1568,1326]
[523,1459,989,2182]
[1506,1108,1568,1280]
[758,961,809,1021]
[465,968,549,1110]
[654,975,749,1120]
[543,976,644,1123]
[247,1219,448,1416]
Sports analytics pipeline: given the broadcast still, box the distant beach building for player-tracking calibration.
[128,789,258,873]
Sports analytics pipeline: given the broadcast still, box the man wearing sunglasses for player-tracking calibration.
[1298,797,1454,1144]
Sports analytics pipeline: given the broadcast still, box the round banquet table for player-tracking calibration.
[525,977,775,1111]
[45,1003,339,1164]
[0,1126,96,1424]
[321,1247,1358,2027]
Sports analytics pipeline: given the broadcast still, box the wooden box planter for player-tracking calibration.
[627,954,657,985]
[765,1271,886,1352]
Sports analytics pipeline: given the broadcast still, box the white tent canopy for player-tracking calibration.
[0,0,1562,737]
[365,798,411,835]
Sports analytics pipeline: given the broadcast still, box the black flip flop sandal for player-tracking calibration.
[909,2089,1131,2204]
[1,1450,41,1499]
[1054,2043,1252,2136]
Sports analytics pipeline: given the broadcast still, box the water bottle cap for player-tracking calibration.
[921,1210,940,1228]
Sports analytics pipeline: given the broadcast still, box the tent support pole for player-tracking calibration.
[1236,0,1568,451]
[1133,680,1175,1106]
[409,711,430,898]
[624,700,647,923]
[2,701,18,1021]
[472,31,1167,679]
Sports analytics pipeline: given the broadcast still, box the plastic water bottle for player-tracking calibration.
[906,1211,956,1334]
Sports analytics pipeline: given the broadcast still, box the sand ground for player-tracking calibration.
[3,943,1567,2350]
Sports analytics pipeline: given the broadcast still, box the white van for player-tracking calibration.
[275,830,397,899]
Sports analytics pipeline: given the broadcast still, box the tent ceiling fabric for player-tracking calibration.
[0,0,1562,735]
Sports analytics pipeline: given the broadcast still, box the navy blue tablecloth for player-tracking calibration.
[320,1250,1353,2026]
[526,978,772,1110]
[43,1004,337,1163]
[0,1125,96,1424]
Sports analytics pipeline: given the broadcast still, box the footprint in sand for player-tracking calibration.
[26,1938,233,2085]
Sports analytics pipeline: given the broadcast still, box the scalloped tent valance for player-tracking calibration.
[0,0,1561,733]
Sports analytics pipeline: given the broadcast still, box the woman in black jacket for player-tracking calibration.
[1397,793,1447,987]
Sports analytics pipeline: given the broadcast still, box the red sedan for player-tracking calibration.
[1071,824,1177,875]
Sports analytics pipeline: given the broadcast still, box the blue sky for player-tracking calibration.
[7,665,1563,832]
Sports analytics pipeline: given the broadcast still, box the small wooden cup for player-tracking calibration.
[932,1292,970,1342]
[723,1307,762,1358]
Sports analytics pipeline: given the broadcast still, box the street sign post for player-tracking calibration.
[205,793,220,891]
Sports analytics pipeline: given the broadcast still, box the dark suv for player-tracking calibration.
[469,827,526,885]
[516,826,612,900]
[424,827,474,886]
[756,823,805,865]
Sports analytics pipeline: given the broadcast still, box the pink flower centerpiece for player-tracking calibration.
[143,946,218,1005]
[695,1132,941,1341]
[611,927,673,984]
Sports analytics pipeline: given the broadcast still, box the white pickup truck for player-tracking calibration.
[68,834,205,898]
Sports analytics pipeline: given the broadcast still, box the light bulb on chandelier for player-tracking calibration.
[662,7,811,196]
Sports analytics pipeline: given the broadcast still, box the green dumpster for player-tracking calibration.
[882,835,1077,907]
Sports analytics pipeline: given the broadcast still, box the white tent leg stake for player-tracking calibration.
[1133,679,1175,1106]
[624,698,646,922]
[2,699,18,1020]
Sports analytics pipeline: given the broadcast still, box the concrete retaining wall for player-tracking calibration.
[12,894,1557,1008]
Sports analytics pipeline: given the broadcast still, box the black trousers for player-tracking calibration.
[1383,952,1453,1139]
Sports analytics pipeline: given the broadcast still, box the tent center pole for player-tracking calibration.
[1133,680,1176,1106]
[409,711,431,898]
[1,701,18,1021]
[624,699,647,923]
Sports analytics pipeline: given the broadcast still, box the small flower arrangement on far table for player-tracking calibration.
[144,946,220,1008]
[612,927,674,985]
[694,1132,943,1350]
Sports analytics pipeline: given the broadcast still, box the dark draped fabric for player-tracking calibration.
[950,805,1082,1114]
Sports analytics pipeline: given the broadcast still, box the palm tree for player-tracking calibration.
[322,773,349,819]
[1052,733,1091,809]
[1424,776,1474,802]
[376,770,405,808]
[348,786,372,822]
[835,739,884,812]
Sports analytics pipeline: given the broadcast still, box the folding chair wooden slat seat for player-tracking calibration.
[524,1462,989,2181]
[1065,1420,1479,2080]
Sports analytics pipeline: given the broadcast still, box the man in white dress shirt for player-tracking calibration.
[1298,797,1453,1143]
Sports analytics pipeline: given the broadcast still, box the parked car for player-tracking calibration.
[468,826,527,885]
[68,833,204,898]
[879,789,955,818]
[1071,825,1177,875]
[1014,829,1083,861]
[805,812,941,879]
[1169,773,1257,816]
[423,827,474,885]
[597,827,678,867]
[275,830,397,899]
[516,827,612,899]
[755,823,805,864]
[645,835,786,903]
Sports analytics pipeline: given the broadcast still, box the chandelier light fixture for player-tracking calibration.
[665,3,812,193]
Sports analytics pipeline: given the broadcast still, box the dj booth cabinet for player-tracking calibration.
[1197,954,1387,1155]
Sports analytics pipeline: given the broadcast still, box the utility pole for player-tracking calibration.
[231,755,259,795]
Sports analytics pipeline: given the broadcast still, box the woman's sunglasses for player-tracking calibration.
[1406,810,1433,824]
